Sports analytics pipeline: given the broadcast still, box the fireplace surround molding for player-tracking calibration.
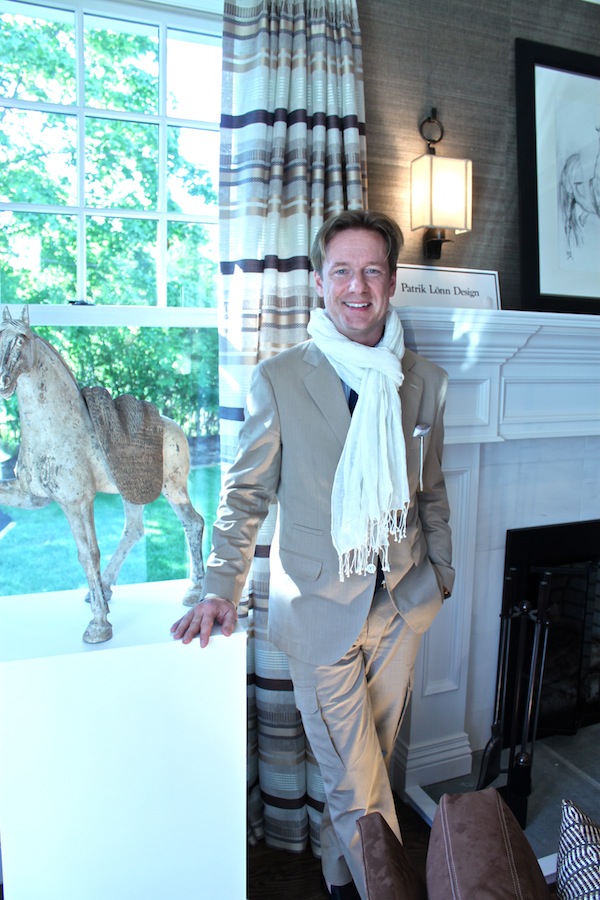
[391,305,600,805]
[397,306,600,445]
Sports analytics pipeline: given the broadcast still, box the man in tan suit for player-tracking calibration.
[172,210,454,899]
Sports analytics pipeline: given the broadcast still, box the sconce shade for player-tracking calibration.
[411,153,473,232]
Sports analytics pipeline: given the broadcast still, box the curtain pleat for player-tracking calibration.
[218,0,367,854]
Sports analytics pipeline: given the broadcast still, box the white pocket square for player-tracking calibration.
[413,425,431,490]
[413,424,431,438]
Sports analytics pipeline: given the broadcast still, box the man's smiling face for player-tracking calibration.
[314,228,396,347]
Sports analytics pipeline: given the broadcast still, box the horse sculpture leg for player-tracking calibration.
[95,500,146,601]
[87,489,204,610]
[62,501,112,644]
[94,494,204,606]
[167,498,205,606]
[87,494,203,607]
[161,417,205,606]
[0,477,52,509]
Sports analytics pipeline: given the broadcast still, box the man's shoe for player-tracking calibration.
[327,882,361,899]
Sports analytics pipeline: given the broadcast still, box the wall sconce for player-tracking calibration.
[410,108,472,259]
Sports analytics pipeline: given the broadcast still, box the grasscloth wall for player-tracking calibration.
[358,0,600,309]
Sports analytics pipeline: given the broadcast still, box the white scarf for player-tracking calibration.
[307,307,409,580]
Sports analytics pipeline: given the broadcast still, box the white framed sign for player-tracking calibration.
[392,264,501,310]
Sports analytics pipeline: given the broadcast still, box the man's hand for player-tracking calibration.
[170,597,237,648]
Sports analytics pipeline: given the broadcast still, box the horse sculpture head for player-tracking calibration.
[0,306,34,400]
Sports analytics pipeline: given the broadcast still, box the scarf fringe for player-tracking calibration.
[338,505,408,581]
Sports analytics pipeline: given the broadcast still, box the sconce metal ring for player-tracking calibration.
[419,107,444,150]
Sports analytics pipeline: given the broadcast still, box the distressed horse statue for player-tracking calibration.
[0,306,205,643]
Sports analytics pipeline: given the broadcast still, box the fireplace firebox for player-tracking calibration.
[502,520,600,741]
[477,519,600,826]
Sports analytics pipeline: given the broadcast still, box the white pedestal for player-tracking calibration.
[0,581,247,900]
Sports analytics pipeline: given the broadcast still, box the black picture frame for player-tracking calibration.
[515,39,600,314]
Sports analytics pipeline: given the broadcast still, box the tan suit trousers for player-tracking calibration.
[287,588,422,899]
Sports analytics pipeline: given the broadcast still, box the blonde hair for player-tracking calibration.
[310,210,403,276]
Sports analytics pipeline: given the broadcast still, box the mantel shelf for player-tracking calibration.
[395,305,600,444]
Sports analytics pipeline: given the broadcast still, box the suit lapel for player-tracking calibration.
[400,351,424,442]
[300,342,424,448]
[302,343,350,447]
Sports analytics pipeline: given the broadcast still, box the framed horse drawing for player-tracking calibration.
[0,306,205,643]
[515,39,600,314]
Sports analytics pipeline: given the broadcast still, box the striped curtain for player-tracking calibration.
[218,0,368,855]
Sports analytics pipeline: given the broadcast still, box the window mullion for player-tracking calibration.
[156,20,168,308]
[76,5,87,303]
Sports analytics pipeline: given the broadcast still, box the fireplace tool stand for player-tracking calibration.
[476,567,551,828]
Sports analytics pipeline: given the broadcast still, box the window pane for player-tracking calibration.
[167,29,221,122]
[85,117,158,209]
[0,3,221,310]
[84,14,158,114]
[0,211,77,303]
[167,221,218,308]
[0,323,220,595]
[86,216,157,304]
[0,1,76,105]
[0,109,77,205]
[167,126,218,215]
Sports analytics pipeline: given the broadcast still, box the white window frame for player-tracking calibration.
[0,0,223,601]
[0,0,222,332]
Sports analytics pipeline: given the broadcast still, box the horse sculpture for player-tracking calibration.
[0,306,205,644]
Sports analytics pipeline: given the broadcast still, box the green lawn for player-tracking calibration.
[0,465,221,596]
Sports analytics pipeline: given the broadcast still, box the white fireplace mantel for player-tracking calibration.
[399,306,600,445]
[391,306,600,806]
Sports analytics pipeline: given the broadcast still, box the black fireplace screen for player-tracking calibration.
[477,519,600,826]
[502,520,600,742]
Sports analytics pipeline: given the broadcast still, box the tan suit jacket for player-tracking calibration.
[202,339,454,665]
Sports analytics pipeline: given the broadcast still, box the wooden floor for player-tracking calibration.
[248,796,430,899]
[0,800,427,900]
